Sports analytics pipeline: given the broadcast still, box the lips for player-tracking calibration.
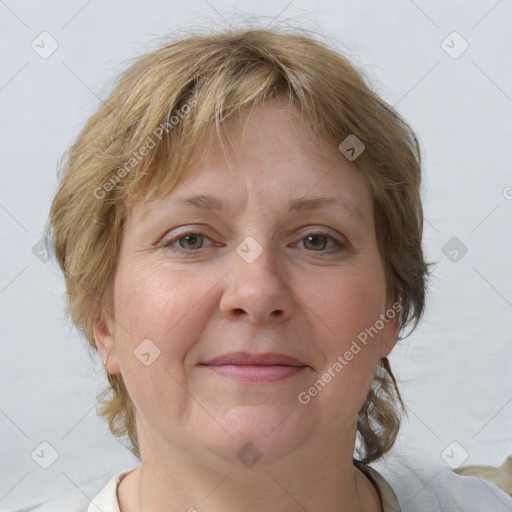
[200,352,309,383]
[202,351,306,367]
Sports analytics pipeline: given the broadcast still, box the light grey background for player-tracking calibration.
[1,0,511,509]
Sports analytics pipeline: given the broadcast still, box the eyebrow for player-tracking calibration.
[288,196,365,222]
[176,194,365,222]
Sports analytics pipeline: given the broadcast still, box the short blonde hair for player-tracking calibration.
[48,26,428,464]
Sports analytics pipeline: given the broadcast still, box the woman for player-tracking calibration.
[46,27,512,511]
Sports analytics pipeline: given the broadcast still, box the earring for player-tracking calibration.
[103,353,109,366]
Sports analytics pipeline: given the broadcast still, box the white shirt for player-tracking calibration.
[29,461,512,511]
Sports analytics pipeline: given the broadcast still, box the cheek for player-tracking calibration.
[112,261,222,373]
[307,263,386,349]
[298,263,386,411]
[112,263,187,359]
[111,262,208,419]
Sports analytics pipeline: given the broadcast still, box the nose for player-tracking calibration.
[219,238,295,324]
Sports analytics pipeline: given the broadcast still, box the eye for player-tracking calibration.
[160,229,348,254]
[162,231,213,251]
[297,232,347,252]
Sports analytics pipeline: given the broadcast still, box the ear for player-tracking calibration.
[93,305,121,375]
[379,302,401,358]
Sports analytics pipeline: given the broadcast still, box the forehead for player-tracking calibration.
[133,102,373,224]
[209,101,333,162]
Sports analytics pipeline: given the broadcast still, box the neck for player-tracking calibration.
[118,436,382,512]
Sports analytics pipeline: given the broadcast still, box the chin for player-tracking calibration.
[192,404,314,470]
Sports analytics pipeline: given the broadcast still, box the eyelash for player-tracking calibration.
[161,229,348,254]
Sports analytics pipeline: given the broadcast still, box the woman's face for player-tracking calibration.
[95,102,398,469]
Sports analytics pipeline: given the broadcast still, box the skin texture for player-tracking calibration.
[94,101,399,512]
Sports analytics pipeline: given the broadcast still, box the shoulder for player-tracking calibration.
[372,457,512,512]
[23,491,91,512]
[27,470,132,512]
